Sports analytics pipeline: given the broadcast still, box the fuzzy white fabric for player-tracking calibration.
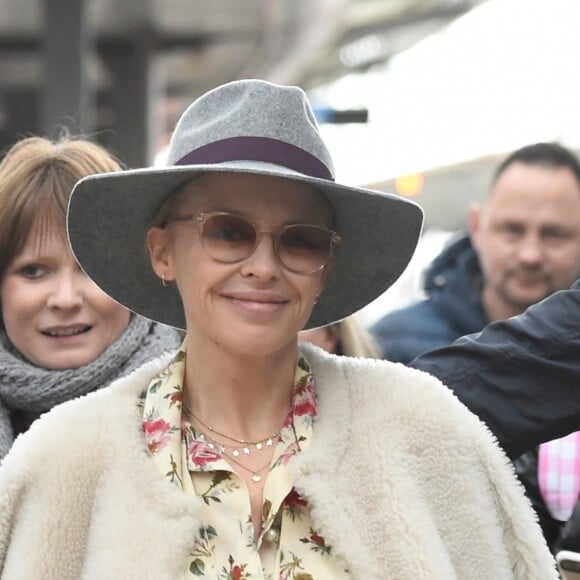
[0,344,557,579]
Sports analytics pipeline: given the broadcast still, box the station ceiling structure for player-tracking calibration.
[0,0,484,166]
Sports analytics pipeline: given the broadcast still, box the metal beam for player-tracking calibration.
[42,0,94,136]
[100,32,163,167]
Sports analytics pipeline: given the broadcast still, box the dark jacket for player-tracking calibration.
[412,279,580,460]
[514,448,580,554]
[371,235,488,363]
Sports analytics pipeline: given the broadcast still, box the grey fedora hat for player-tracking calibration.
[67,79,423,330]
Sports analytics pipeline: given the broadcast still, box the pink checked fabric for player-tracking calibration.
[538,430,580,521]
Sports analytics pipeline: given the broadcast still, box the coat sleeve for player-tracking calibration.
[411,280,580,459]
[470,424,559,579]
[0,417,95,579]
[0,446,26,572]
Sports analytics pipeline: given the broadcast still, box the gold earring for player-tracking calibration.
[161,274,169,287]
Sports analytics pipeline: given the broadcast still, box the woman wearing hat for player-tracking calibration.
[0,81,556,579]
[0,135,181,461]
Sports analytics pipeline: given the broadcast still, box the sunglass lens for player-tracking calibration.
[202,214,256,262]
[279,226,331,273]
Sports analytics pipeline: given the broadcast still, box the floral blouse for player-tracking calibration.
[140,342,350,579]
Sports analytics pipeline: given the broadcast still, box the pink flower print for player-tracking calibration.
[293,398,317,418]
[292,379,317,418]
[275,440,300,466]
[143,418,172,454]
[188,440,221,467]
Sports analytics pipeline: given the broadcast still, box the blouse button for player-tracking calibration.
[264,527,280,544]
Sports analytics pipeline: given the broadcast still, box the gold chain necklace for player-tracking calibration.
[181,398,299,484]
[217,444,272,483]
[196,428,280,459]
[187,422,274,483]
[182,401,280,456]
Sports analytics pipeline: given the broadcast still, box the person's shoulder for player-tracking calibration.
[1,353,174,474]
[39,352,172,424]
[372,299,435,331]
[365,359,500,458]
[372,296,458,340]
[371,299,457,362]
[307,344,486,437]
[305,342,452,403]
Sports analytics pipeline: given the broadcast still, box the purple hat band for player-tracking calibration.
[175,136,334,181]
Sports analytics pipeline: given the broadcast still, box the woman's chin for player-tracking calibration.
[216,332,298,360]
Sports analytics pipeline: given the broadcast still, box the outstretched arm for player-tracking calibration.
[411,280,580,460]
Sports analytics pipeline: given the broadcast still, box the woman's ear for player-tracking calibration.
[147,226,174,281]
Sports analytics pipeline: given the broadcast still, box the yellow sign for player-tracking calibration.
[395,173,424,197]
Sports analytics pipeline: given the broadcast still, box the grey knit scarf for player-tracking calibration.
[0,315,181,460]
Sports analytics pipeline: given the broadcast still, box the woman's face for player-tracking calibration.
[148,173,332,358]
[1,225,131,369]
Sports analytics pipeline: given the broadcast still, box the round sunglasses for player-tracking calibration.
[167,211,341,274]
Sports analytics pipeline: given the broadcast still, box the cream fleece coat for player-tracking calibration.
[0,344,557,579]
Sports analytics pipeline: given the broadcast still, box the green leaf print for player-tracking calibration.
[149,379,163,393]
[279,551,305,577]
[165,454,183,486]
[190,558,206,575]
[297,357,310,372]
[201,472,236,505]
[299,528,332,555]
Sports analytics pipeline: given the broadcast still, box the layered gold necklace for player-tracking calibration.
[182,401,282,483]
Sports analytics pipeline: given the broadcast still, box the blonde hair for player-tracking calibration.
[0,135,122,281]
[301,316,380,358]
[335,317,380,358]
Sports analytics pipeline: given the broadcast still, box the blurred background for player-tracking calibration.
[1,0,579,323]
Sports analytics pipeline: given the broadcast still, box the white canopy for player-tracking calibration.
[318,0,580,186]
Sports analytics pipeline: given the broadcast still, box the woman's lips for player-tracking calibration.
[223,292,288,312]
[41,324,92,338]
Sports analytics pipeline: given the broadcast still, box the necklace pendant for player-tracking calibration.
[243,447,250,455]
[219,445,226,453]
[256,443,263,450]
[251,473,262,483]
[232,449,240,457]
[266,438,273,446]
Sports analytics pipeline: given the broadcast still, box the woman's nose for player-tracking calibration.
[239,232,282,278]
[46,271,84,310]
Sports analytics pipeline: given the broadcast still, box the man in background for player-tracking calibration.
[371,142,580,363]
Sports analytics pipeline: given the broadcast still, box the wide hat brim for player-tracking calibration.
[67,161,423,330]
